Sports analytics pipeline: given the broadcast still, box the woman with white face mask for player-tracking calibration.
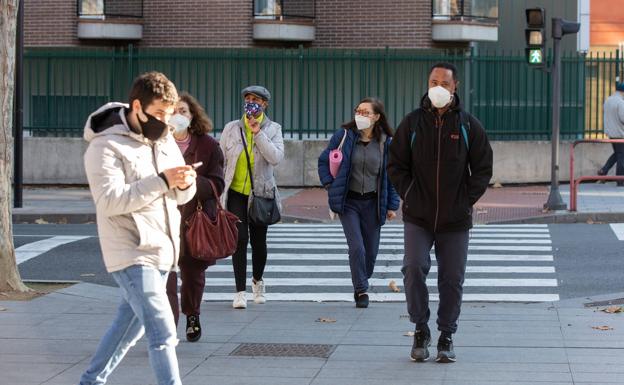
[166,92,225,343]
[318,97,400,308]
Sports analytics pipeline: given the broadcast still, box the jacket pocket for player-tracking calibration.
[131,210,168,251]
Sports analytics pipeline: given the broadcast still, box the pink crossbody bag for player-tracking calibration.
[329,129,348,178]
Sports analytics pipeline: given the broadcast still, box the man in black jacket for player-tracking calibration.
[388,62,493,363]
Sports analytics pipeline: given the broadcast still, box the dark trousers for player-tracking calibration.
[402,222,469,334]
[166,254,211,326]
[227,189,268,292]
[600,142,624,181]
[339,197,381,294]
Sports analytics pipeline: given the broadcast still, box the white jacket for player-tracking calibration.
[83,102,195,273]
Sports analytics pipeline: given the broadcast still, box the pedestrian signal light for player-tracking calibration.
[525,8,546,66]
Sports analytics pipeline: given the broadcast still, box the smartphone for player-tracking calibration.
[191,161,203,169]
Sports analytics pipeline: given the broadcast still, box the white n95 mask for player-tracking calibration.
[169,114,191,134]
[428,86,452,109]
[355,115,372,130]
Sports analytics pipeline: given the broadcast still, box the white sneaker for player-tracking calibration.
[233,291,247,309]
[252,280,266,304]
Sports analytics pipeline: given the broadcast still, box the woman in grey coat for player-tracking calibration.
[219,85,284,309]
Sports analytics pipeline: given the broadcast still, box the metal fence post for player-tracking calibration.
[297,44,304,140]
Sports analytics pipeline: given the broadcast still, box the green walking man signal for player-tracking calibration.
[529,49,543,64]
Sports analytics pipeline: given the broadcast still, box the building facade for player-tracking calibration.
[25,0,499,49]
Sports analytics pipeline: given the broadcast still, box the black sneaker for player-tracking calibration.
[186,315,201,342]
[436,333,456,363]
[355,292,369,308]
[410,327,431,362]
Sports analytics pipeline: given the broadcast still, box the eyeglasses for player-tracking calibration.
[354,108,376,117]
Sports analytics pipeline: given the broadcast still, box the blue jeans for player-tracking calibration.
[339,197,381,294]
[79,265,181,385]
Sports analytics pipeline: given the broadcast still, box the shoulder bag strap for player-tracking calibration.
[337,128,348,151]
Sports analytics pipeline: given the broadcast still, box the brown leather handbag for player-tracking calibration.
[185,179,240,262]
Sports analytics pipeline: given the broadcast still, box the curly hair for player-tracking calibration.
[178,92,214,135]
[128,71,178,108]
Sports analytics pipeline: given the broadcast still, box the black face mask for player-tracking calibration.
[137,109,169,141]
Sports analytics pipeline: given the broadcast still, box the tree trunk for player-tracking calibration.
[0,0,28,293]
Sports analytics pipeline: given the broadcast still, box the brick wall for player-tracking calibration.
[25,0,438,48]
[25,0,80,46]
[313,0,432,48]
[141,0,253,47]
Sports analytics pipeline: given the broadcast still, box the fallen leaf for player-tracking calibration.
[389,280,401,293]
[404,331,415,337]
[586,218,595,224]
[80,273,96,277]
[34,218,49,224]
[602,306,624,314]
[316,317,336,323]
[592,325,614,331]
[493,182,503,188]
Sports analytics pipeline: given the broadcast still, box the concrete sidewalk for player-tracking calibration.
[12,182,624,224]
[1,283,623,385]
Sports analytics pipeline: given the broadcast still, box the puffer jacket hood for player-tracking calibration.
[83,102,151,145]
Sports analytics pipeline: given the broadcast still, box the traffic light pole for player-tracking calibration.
[543,32,566,210]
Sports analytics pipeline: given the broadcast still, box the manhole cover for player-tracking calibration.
[584,298,624,307]
[230,343,336,358]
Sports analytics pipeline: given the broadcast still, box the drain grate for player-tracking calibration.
[584,298,624,307]
[230,343,336,358]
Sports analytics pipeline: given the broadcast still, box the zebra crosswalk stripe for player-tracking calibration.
[202,223,559,303]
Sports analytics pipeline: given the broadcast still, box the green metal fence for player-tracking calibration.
[23,46,619,140]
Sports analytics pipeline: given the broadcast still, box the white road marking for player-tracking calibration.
[16,236,90,264]
[609,223,624,240]
[201,292,560,302]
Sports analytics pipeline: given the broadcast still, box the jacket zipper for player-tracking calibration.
[403,180,415,209]
[153,144,175,257]
[433,115,443,232]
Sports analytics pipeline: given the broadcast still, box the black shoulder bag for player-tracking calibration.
[239,126,281,226]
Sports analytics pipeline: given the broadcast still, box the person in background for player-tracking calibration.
[597,81,624,186]
[166,92,224,342]
[318,97,400,308]
[219,85,284,309]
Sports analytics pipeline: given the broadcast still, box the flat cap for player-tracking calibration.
[241,85,271,102]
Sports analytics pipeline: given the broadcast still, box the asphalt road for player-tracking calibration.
[12,223,624,301]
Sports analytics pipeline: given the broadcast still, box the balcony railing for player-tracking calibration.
[432,0,498,23]
[252,0,315,41]
[76,0,143,40]
[253,0,315,21]
[431,0,498,42]
[77,0,143,19]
